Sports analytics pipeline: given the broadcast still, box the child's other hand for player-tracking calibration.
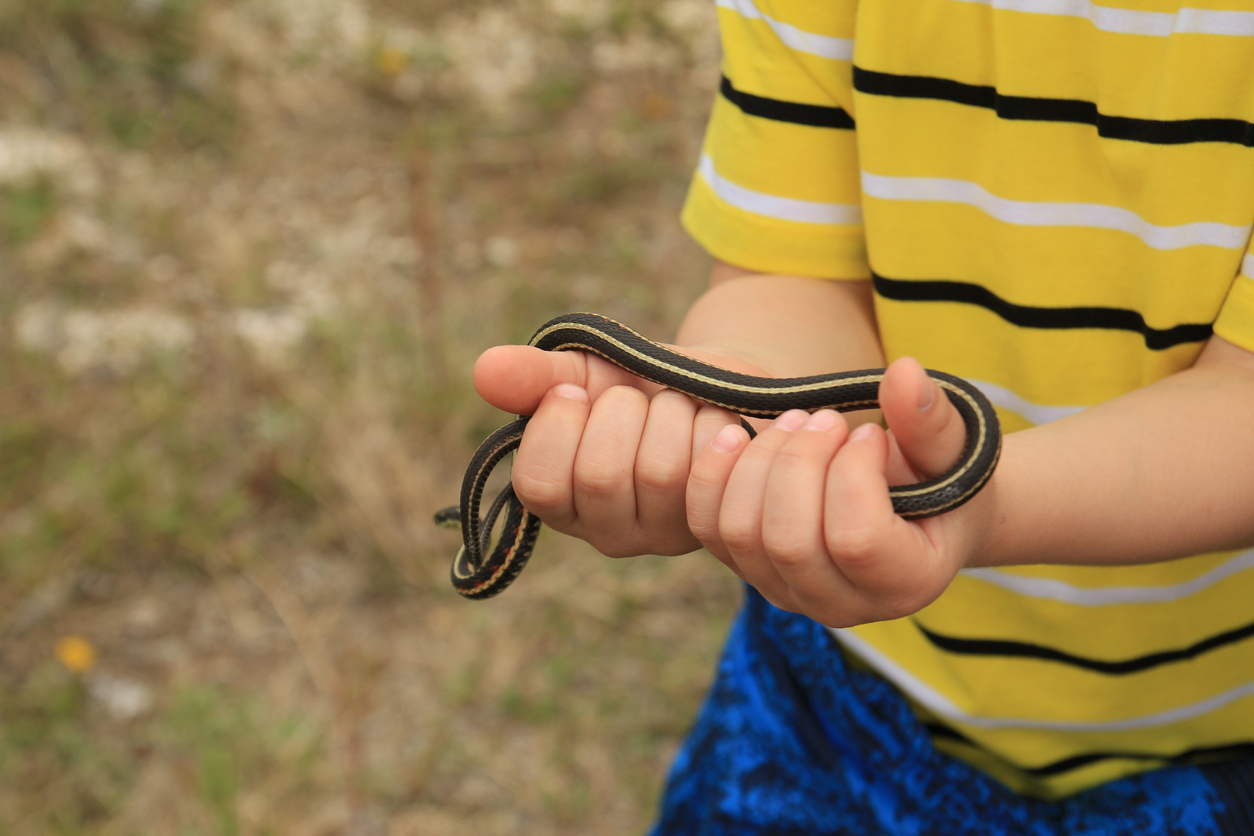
[686,356,995,628]
[473,343,756,558]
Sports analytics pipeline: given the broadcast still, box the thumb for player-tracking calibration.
[879,356,970,481]
[472,343,646,416]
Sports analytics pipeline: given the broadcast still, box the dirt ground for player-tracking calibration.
[0,1,745,833]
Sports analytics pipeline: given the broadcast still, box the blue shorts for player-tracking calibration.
[650,587,1254,836]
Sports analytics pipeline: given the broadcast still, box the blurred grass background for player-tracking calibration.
[0,1,743,833]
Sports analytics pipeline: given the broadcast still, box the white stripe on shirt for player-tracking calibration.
[861,173,1253,251]
[969,378,1087,426]
[716,0,855,60]
[945,0,1254,37]
[961,547,1254,606]
[700,154,863,225]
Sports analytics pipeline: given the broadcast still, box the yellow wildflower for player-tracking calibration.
[376,46,409,77]
[55,635,97,674]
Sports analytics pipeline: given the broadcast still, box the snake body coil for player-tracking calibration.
[439,312,1002,599]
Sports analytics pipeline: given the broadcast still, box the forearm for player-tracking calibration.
[674,262,885,380]
[979,335,1254,567]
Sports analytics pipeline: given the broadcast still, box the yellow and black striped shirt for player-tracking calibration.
[683,0,1254,798]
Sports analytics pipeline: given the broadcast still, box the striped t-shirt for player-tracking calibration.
[682,0,1254,799]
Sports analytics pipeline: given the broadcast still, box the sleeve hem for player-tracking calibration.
[681,173,871,281]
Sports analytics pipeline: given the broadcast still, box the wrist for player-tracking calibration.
[958,463,1008,569]
[954,429,1044,570]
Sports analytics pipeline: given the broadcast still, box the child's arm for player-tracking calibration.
[975,332,1254,565]
[684,285,1254,628]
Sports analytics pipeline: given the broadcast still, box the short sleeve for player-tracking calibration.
[1213,252,1254,353]
[681,0,870,279]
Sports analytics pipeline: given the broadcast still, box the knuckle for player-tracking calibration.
[774,439,823,467]
[761,530,815,570]
[651,387,694,412]
[768,449,811,481]
[719,516,760,557]
[634,453,686,494]
[824,525,882,566]
[686,501,719,544]
[603,384,650,412]
[686,460,724,497]
[573,455,629,499]
[513,469,569,514]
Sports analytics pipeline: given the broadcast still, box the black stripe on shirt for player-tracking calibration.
[720,75,856,130]
[927,723,1254,778]
[914,618,1254,675]
[872,273,1214,350]
[853,66,1254,148]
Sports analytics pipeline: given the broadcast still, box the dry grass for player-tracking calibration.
[0,1,743,833]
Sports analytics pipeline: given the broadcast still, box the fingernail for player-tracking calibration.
[802,410,840,432]
[552,383,588,402]
[849,422,877,443]
[918,375,936,411]
[771,410,808,432]
[711,424,746,453]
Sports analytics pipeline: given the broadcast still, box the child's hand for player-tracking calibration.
[473,342,760,558]
[685,356,997,628]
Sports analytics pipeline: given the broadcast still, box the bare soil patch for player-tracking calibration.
[0,2,742,833]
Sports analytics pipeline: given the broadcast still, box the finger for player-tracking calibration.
[686,420,750,577]
[634,390,702,555]
[824,422,937,617]
[474,341,772,419]
[683,403,744,564]
[879,356,970,481]
[761,410,850,588]
[512,383,591,530]
[691,403,742,458]
[473,344,646,416]
[715,410,812,595]
[571,385,650,554]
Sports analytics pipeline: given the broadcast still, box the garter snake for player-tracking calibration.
[438,312,1002,600]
